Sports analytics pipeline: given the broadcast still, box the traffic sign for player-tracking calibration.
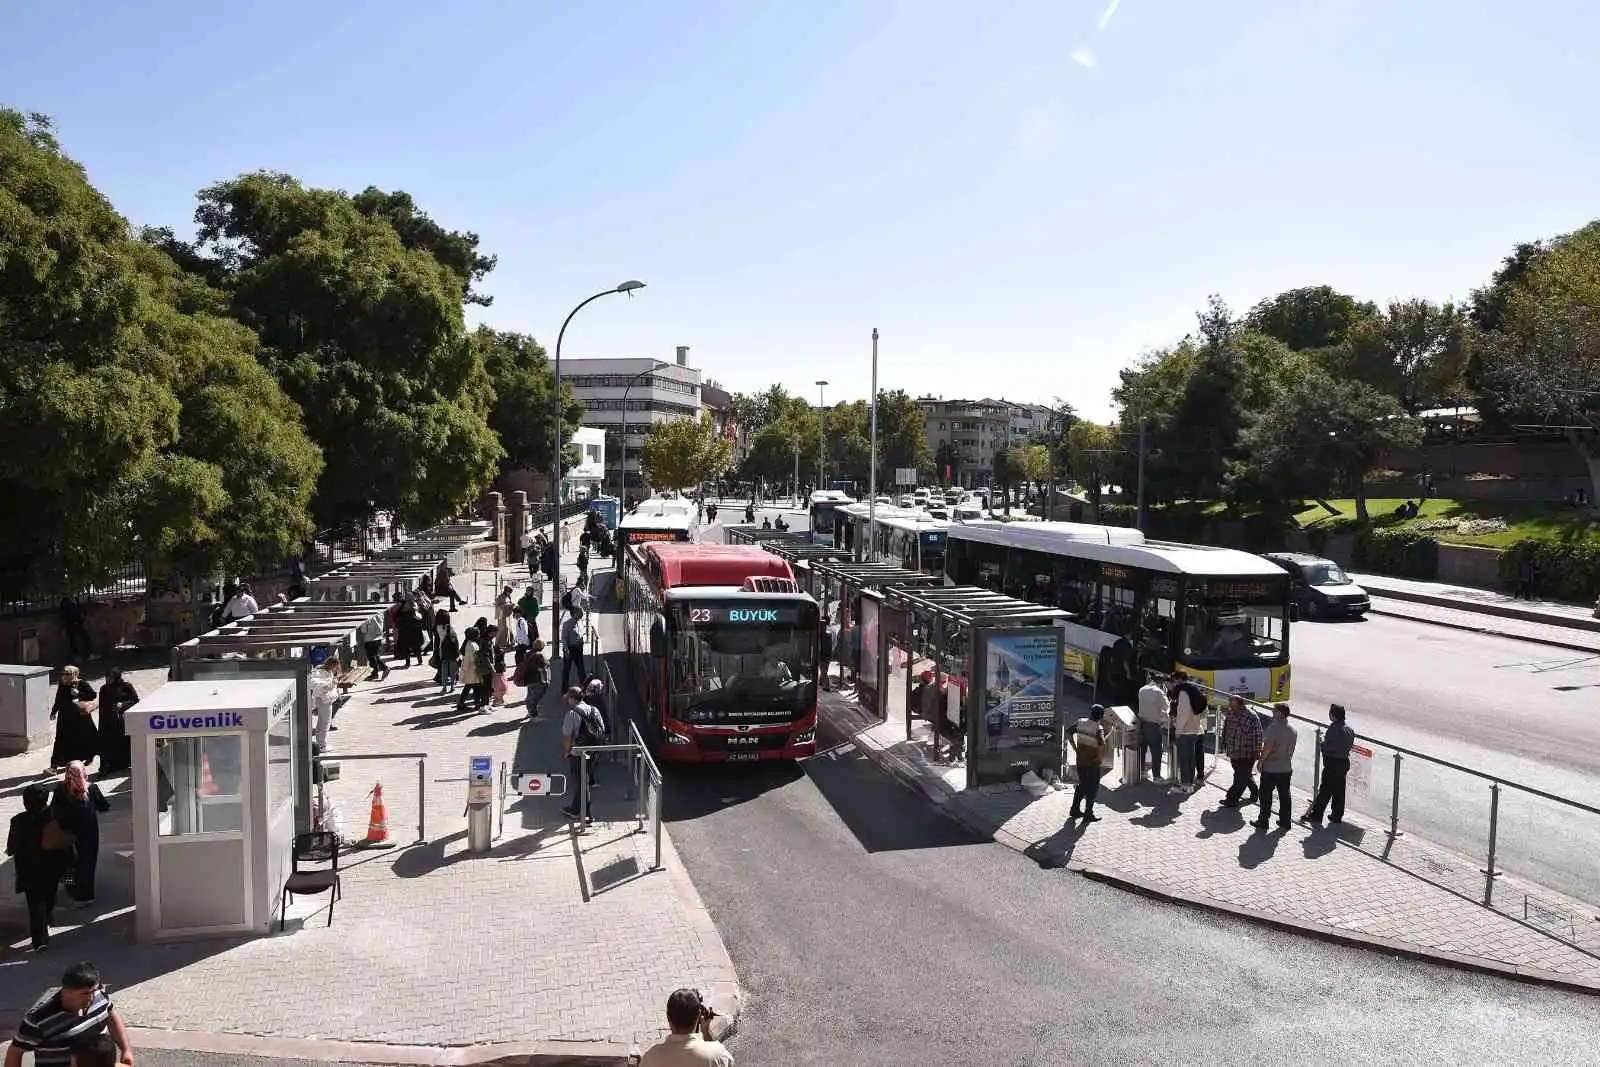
[895,467,918,486]
[511,773,567,796]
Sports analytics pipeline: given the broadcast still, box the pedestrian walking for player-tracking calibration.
[1302,703,1356,825]
[358,600,390,681]
[474,626,496,709]
[395,594,424,667]
[1253,702,1298,831]
[456,627,482,712]
[7,783,69,951]
[437,615,461,696]
[438,561,464,611]
[540,539,558,587]
[638,988,734,1066]
[521,639,550,718]
[495,586,515,651]
[517,584,541,643]
[52,762,109,906]
[561,687,605,820]
[511,608,531,666]
[561,606,588,690]
[94,669,136,775]
[49,666,99,773]
[58,596,92,661]
[818,624,834,692]
[1068,705,1109,823]
[1169,671,1207,794]
[1135,673,1169,782]
[5,960,134,1067]
[1218,695,1263,809]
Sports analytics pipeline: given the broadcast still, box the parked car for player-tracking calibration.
[1262,552,1371,619]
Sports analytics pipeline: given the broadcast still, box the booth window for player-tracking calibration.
[267,709,293,821]
[156,735,245,836]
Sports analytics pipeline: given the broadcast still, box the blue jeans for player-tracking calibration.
[1176,735,1201,786]
[1140,720,1164,780]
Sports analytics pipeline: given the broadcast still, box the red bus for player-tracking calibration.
[622,542,820,762]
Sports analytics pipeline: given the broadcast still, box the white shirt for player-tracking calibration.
[640,1033,734,1067]
[512,616,529,647]
[1137,681,1170,725]
[223,592,259,621]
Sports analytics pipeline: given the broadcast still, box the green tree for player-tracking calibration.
[641,413,734,491]
[186,171,503,528]
[1246,285,1378,352]
[1065,422,1118,518]
[472,327,583,474]
[1226,366,1420,522]
[1475,220,1600,500]
[823,401,871,484]
[933,441,962,485]
[873,389,931,485]
[0,111,321,595]
[1333,299,1470,413]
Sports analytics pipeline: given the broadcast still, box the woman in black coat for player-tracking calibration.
[49,665,99,771]
[6,783,68,950]
[97,668,138,774]
[52,761,110,905]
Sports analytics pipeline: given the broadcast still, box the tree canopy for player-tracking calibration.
[0,110,322,594]
[473,327,583,473]
[641,413,733,491]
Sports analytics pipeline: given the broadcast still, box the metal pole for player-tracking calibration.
[417,756,426,843]
[1313,726,1322,796]
[580,751,590,823]
[868,329,879,560]
[1136,417,1147,532]
[1387,752,1403,837]
[496,762,506,842]
[1483,781,1500,903]
[792,447,799,508]
[816,380,829,490]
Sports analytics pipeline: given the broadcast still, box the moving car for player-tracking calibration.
[1262,552,1370,619]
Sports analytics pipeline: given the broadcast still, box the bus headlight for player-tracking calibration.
[665,730,693,746]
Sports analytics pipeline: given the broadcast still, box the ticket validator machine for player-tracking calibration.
[129,679,298,942]
[466,755,494,853]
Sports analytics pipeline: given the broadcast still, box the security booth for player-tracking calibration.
[882,585,1071,790]
[806,559,942,717]
[171,600,386,834]
[129,678,297,941]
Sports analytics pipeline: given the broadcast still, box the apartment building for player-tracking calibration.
[917,396,1054,487]
[565,346,702,495]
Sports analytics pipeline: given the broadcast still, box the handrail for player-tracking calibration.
[1161,672,1600,817]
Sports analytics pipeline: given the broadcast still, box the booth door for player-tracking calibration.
[149,732,253,935]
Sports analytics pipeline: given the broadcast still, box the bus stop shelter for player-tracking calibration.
[304,561,439,604]
[723,526,809,549]
[880,585,1071,791]
[760,542,850,602]
[805,559,943,716]
[171,600,388,833]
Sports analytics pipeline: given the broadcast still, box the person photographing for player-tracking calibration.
[638,988,732,1066]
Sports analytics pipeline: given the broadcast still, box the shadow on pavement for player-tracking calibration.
[802,747,985,853]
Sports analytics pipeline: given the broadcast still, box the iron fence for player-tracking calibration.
[0,559,148,618]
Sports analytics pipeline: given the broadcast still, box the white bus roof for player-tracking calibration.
[948,521,1281,577]
[873,511,948,533]
[620,498,697,530]
[809,490,852,505]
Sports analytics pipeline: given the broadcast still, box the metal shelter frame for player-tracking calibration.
[881,584,1071,789]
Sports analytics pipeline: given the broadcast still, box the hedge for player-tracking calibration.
[1499,540,1600,603]
[1353,527,1438,580]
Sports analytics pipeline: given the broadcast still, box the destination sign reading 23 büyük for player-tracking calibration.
[680,605,808,626]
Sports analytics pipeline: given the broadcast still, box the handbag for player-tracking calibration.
[42,818,76,852]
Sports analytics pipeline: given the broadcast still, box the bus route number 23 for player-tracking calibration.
[689,608,714,624]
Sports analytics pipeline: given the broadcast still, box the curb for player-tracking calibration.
[1070,865,1600,996]
[1369,602,1600,654]
[111,1028,643,1066]
[818,702,1600,998]
[1361,582,1600,635]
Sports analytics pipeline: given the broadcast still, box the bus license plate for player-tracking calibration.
[725,752,761,762]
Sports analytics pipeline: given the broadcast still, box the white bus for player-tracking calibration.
[869,511,949,574]
[807,490,853,548]
[615,497,699,599]
[943,521,1292,703]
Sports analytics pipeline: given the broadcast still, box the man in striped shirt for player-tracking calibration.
[5,961,133,1067]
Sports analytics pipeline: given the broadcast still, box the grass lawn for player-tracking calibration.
[1294,497,1600,548]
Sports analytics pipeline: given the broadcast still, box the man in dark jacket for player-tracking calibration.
[1301,703,1357,825]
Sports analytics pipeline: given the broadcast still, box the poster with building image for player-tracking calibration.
[969,627,1065,786]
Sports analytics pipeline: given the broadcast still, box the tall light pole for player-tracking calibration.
[619,358,669,499]
[867,329,879,559]
[815,380,829,492]
[552,279,644,667]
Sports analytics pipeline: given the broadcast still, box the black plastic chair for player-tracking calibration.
[280,831,341,930]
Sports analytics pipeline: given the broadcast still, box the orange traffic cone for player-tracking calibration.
[363,782,393,848]
[199,755,219,797]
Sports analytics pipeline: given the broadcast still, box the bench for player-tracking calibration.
[334,665,373,693]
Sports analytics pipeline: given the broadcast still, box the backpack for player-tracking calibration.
[576,702,608,745]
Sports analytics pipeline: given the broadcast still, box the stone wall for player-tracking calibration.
[1436,543,1505,590]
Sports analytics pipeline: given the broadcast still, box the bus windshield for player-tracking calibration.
[1181,578,1287,665]
[668,606,818,725]
[810,505,836,537]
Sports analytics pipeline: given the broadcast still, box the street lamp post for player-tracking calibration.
[552,279,644,668]
[867,329,879,560]
[815,380,829,492]
[619,358,669,499]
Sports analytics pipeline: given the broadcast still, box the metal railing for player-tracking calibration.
[1159,674,1600,944]
[569,721,663,871]
[313,751,428,845]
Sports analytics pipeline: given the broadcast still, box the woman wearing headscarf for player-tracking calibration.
[456,627,482,712]
[49,665,99,772]
[97,668,138,774]
[6,783,68,950]
[52,761,110,905]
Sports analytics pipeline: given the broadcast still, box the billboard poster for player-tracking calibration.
[858,594,881,714]
[969,627,1065,787]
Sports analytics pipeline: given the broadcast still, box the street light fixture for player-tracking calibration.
[815,380,829,492]
[551,280,644,667]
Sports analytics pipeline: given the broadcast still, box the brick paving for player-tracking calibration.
[0,526,738,1053]
[828,689,1600,990]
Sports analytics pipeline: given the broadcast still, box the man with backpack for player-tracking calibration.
[561,686,607,820]
[1069,705,1109,823]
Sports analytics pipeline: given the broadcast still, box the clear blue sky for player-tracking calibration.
[3,0,1596,419]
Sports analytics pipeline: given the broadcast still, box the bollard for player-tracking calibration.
[1483,781,1501,904]
[1312,727,1322,797]
[1387,752,1404,838]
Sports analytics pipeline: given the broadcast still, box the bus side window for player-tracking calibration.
[1056,556,1095,618]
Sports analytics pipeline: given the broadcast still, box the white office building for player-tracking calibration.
[564,347,702,495]
[566,426,607,500]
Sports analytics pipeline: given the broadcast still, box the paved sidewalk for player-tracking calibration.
[0,535,739,1061]
[1355,572,1600,634]
[821,688,1600,993]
